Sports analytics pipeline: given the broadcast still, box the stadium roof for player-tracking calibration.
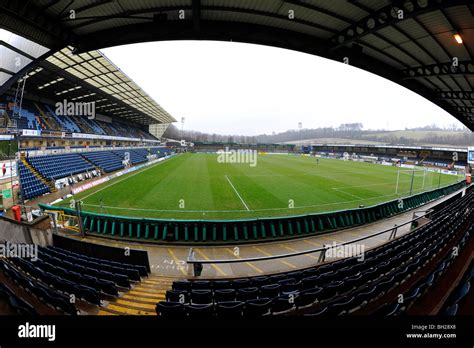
[0,28,176,126]
[0,0,473,130]
[0,28,51,87]
[20,47,176,125]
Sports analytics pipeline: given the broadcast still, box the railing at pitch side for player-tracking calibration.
[186,185,471,271]
[185,209,435,274]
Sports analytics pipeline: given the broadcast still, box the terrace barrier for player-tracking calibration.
[39,180,467,244]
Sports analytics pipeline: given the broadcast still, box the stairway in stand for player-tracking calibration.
[97,276,174,315]
[34,103,57,130]
[79,154,101,173]
[20,156,56,193]
[74,117,93,134]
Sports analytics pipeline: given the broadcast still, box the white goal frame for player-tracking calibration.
[395,168,430,195]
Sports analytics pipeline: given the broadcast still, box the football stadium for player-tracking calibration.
[0,0,473,345]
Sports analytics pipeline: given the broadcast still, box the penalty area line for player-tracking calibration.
[332,187,363,200]
[224,175,250,211]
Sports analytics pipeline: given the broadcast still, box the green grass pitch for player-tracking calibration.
[58,153,461,220]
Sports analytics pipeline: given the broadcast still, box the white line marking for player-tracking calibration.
[81,183,455,215]
[224,175,250,211]
[333,181,404,190]
[332,187,363,200]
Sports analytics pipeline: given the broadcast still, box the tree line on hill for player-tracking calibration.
[362,130,474,146]
[163,122,473,146]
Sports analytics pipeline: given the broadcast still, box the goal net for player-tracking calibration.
[395,168,438,195]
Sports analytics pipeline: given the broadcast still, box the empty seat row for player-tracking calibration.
[18,147,173,199]
[157,298,276,318]
[18,162,50,200]
[1,97,160,139]
[41,246,140,281]
[8,256,102,307]
[39,258,119,296]
[112,149,147,165]
[0,282,37,315]
[1,259,77,315]
[80,151,125,173]
[170,189,473,316]
[28,153,94,180]
[38,250,131,289]
[46,245,148,277]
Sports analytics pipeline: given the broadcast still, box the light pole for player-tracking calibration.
[298,122,303,153]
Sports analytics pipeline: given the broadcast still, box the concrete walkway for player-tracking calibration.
[60,186,466,279]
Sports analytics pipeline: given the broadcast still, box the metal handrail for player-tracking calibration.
[187,184,471,266]
[186,208,436,265]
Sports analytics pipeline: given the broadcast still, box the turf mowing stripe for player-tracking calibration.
[79,155,180,202]
[333,181,407,190]
[332,187,364,200]
[68,153,461,220]
[80,190,412,213]
[224,175,250,211]
[79,180,460,217]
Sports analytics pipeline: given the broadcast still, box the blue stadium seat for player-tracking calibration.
[27,153,95,180]
[18,162,51,200]
[165,188,473,317]
[80,151,125,173]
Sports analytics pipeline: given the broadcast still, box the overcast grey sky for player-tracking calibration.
[102,41,464,136]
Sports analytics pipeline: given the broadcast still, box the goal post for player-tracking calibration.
[395,168,432,195]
